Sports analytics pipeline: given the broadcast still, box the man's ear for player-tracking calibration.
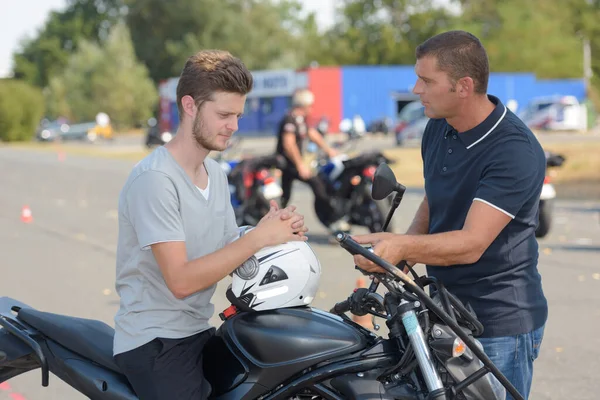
[181,95,197,118]
[457,77,474,99]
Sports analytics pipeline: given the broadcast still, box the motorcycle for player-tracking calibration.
[144,117,173,149]
[313,150,396,233]
[219,153,286,226]
[536,151,566,238]
[0,162,524,400]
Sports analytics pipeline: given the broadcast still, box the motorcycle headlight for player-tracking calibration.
[161,132,173,142]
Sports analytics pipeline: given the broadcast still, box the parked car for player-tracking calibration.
[395,101,427,145]
[35,120,69,141]
[36,120,114,142]
[518,95,587,131]
[367,117,393,135]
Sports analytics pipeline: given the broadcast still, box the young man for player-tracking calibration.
[353,31,547,400]
[275,89,350,233]
[113,50,308,400]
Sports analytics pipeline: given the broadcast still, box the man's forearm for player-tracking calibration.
[283,141,305,169]
[308,128,331,152]
[406,196,429,235]
[173,231,264,297]
[399,230,484,267]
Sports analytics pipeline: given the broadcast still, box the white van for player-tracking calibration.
[518,95,587,131]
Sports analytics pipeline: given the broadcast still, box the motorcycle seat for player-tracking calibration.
[17,308,121,374]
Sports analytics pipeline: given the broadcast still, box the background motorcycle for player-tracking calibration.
[312,149,396,233]
[536,151,566,238]
[144,117,173,149]
[0,162,524,400]
[219,153,286,226]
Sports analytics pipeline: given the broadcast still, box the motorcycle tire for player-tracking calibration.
[536,199,553,238]
[364,187,395,233]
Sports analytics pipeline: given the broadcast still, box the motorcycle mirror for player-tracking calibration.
[372,163,404,200]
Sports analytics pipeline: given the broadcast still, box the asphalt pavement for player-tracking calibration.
[0,145,599,399]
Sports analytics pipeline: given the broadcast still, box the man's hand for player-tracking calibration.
[351,233,405,274]
[326,147,338,159]
[258,200,308,236]
[297,164,313,180]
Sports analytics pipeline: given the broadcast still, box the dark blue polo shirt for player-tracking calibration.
[421,95,548,338]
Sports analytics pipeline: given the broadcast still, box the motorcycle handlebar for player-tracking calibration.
[335,233,417,289]
[330,299,351,315]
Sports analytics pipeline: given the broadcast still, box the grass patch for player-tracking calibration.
[541,142,600,184]
[382,147,425,188]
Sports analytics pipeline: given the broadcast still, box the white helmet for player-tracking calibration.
[226,228,321,312]
[291,89,315,108]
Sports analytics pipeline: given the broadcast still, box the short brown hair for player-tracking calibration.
[176,50,253,119]
[416,30,489,94]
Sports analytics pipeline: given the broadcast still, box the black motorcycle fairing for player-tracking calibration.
[17,308,121,374]
[0,297,49,384]
[330,368,398,400]
[248,154,288,171]
[324,151,390,201]
[203,332,250,396]
[0,328,39,383]
[209,382,271,400]
[44,340,137,400]
[206,307,372,396]
[341,151,391,170]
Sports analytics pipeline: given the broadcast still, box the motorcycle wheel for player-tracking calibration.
[362,187,394,233]
[536,199,553,238]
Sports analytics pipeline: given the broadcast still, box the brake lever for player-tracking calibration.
[364,292,387,318]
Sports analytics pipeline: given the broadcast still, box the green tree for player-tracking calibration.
[450,1,583,78]
[12,0,124,88]
[124,0,308,82]
[0,80,45,142]
[453,0,600,109]
[45,22,157,128]
[313,0,456,66]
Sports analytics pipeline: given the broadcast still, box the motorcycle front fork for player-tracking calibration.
[399,299,445,393]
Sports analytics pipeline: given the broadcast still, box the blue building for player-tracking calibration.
[158,66,586,136]
[340,66,586,127]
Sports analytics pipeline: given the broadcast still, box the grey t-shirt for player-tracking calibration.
[113,146,238,356]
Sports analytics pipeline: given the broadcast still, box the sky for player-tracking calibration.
[0,0,339,78]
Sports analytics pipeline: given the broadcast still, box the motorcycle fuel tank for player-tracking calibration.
[203,307,372,399]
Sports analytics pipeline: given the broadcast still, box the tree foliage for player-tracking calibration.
[12,0,124,88]
[0,80,45,142]
[45,22,156,127]
[10,0,600,130]
[123,0,309,82]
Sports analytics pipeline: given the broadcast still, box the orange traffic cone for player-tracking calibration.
[352,277,374,330]
[20,205,33,224]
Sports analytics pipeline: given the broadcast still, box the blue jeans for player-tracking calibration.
[478,325,545,400]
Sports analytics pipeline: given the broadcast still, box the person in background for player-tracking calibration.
[275,89,352,234]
